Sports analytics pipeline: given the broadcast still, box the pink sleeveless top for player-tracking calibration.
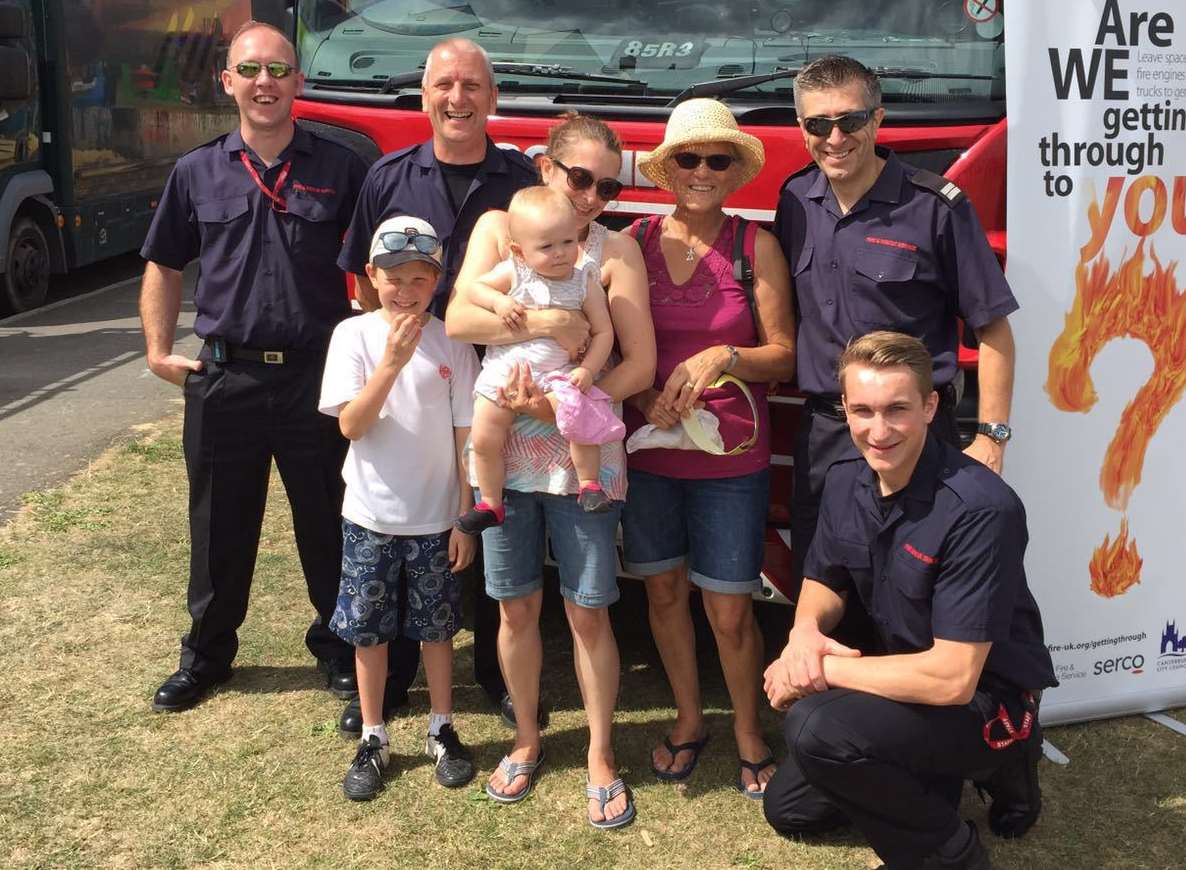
[624,215,771,479]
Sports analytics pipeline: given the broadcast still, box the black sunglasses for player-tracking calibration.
[671,152,736,171]
[378,231,441,255]
[551,159,624,201]
[801,109,876,137]
[232,61,296,79]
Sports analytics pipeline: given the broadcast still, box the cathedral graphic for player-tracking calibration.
[1161,621,1186,656]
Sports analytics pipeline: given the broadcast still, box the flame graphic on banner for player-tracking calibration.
[1046,238,1186,596]
[1088,517,1144,597]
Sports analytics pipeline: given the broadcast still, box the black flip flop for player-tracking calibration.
[736,755,777,800]
[651,733,710,782]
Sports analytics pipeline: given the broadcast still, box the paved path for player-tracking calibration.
[0,266,199,523]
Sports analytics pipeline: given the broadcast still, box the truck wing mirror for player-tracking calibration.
[0,3,28,39]
[0,46,31,101]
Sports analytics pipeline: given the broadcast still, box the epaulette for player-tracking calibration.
[779,160,818,193]
[909,168,965,207]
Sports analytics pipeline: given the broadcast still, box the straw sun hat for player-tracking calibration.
[638,98,765,191]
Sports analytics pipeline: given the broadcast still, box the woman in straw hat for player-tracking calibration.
[622,98,795,798]
[446,113,655,830]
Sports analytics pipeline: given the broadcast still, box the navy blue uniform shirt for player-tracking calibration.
[338,138,538,318]
[804,435,1057,694]
[774,147,1019,396]
[141,124,367,350]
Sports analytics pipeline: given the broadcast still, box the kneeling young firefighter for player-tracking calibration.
[761,331,1055,870]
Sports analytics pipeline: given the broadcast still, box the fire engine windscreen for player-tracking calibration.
[295,0,1005,103]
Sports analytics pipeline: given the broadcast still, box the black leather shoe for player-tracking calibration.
[338,685,411,738]
[152,667,232,713]
[318,658,358,699]
[497,691,549,730]
[979,729,1044,838]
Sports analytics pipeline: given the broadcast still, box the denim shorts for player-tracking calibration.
[481,488,623,609]
[621,468,769,595]
[329,520,462,645]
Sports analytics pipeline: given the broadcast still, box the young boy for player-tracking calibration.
[319,216,480,801]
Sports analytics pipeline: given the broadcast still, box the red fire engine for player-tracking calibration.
[289,0,1007,604]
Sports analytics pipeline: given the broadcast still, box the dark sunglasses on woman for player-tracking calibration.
[671,152,736,171]
[551,159,624,201]
[801,109,876,138]
[232,61,296,79]
[377,231,441,255]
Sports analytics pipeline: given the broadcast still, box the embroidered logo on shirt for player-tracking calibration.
[903,543,937,565]
[865,236,918,252]
[291,182,336,195]
[439,365,452,380]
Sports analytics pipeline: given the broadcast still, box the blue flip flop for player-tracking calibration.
[652,733,710,782]
[736,755,777,800]
[586,778,636,830]
[485,751,545,803]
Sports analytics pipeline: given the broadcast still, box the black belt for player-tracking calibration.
[805,383,957,420]
[204,337,323,365]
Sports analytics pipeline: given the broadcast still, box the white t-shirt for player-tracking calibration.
[319,312,479,536]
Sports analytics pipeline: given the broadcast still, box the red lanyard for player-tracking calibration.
[239,151,291,212]
[982,691,1037,750]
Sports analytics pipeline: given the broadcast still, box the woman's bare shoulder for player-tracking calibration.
[473,208,510,238]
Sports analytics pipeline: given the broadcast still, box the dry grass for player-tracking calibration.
[0,416,1184,869]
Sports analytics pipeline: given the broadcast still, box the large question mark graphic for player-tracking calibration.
[1045,178,1186,595]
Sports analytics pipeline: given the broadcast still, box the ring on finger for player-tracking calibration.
[681,382,693,390]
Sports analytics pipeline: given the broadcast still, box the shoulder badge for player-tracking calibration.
[909,168,965,207]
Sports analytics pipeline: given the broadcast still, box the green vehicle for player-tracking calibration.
[0,0,284,314]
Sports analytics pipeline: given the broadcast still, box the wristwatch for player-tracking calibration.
[976,422,1013,444]
[724,344,739,372]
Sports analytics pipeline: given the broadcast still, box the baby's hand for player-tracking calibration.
[493,296,526,330]
[568,367,593,393]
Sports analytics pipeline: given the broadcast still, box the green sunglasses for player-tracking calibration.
[232,61,295,79]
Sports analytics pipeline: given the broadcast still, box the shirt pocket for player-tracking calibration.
[194,196,250,251]
[878,548,937,650]
[829,538,872,593]
[285,194,342,266]
[850,247,929,330]
[791,243,818,317]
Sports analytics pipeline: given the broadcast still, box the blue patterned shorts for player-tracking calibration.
[329,520,461,645]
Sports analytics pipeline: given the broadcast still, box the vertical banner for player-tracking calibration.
[1005,0,1186,724]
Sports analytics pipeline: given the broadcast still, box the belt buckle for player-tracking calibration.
[263,350,285,365]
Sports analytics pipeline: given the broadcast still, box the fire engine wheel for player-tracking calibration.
[3,216,51,314]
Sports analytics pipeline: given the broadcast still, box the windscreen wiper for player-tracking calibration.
[382,62,645,94]
[667,67,994,107]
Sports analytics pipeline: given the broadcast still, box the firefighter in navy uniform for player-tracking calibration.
[761,332,1056,870]
[335,38,562,736]
[772,55,1020,603]
[140,21,368,712]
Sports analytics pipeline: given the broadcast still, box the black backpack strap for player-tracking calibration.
[731,217,758,329]
[632,216,652,245]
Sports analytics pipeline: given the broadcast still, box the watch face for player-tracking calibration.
[990,424,1012,442]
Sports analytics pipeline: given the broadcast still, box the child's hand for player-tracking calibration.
[568,367,593,393]
[493,296,526,330]
[382,312,423,371]
[448,526,476,572]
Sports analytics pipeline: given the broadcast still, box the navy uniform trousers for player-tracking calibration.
[763,687,1039,867]
[180,347,354,674]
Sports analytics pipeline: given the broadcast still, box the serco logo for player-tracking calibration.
[1093,654,1145,675]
